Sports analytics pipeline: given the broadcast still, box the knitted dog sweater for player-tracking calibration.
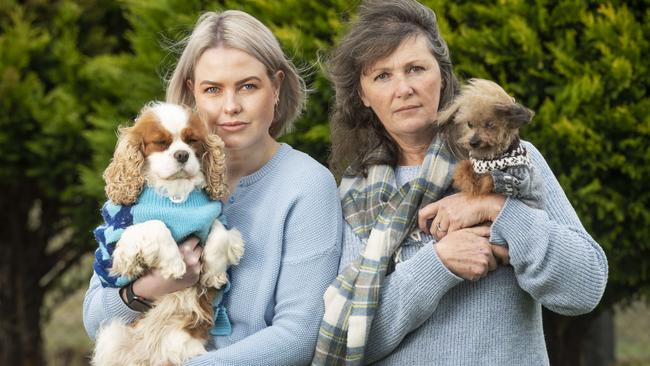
[93,186,225,288]
[92,186,232,335]
[470,141,544,208]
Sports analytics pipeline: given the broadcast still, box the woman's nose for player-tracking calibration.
[223,93,242,115]
[395,77,414,98]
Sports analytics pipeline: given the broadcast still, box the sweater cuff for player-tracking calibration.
[399,243,463,294]
[103,286,142,323]
[489,197,548,261]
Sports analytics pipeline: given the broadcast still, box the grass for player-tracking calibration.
[614,300,650,366]
[43,287,93,366]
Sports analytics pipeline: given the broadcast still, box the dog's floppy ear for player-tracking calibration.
[495,103,535,129]
[103,126,145,205]
[202,133,227,201]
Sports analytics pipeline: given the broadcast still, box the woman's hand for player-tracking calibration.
[434,226,509,281]
[129,236,203,302]
[418,193,505,240]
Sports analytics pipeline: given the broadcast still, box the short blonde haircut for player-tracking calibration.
[166,10,306,138]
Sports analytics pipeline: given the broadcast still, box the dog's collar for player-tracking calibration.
[470,142,531,174]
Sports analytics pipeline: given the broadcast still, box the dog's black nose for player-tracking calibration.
[174,150,189,163]
[469,137,481,149]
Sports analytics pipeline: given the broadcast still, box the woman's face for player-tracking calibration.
[359,35,442,147]
[189,47,282,152]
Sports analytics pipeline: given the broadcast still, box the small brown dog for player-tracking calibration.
[437,79,543,208]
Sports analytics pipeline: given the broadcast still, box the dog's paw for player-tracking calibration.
[201,272,228,289]
[158,255,186,279]
[227,229,244,266]
[110,245,144,278]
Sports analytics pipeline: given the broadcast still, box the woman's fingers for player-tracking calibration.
[418,202,439,234]
[179,236,202,264]
[485,247,498,272]
[434,228,494,281]
[433,215,450,240]
[491,244,510,265]
[464,225,491,238]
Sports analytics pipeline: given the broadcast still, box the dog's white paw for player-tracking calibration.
[227,229,245,266]
[159,256,186,279]
[110,244,144,278]
[201,272,228,289]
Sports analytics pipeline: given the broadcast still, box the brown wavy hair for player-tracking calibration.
[328,0,460,177]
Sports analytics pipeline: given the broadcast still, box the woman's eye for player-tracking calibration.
[205,86,220,94]
[486,122,495,128]
[241,83,257,91]
[408,65,425,73]
[374,72,389,81]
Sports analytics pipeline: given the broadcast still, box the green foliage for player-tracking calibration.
[2,0,648,339]
[424,0,650,304]
[0,0,129,323]
[77,0,650,308]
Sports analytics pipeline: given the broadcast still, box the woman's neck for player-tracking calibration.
[398,144,428,166]
[392,128,434,166]
[225,137,279,194]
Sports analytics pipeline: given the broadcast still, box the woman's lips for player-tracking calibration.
[394,105,420,113]
[218,121,248,132]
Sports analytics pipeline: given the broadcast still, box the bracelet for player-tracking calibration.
[121,282,153,312]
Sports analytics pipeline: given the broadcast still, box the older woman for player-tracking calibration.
[84,10,342,365]
[313,0,608,365]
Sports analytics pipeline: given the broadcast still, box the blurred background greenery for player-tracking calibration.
[1,0,649,365]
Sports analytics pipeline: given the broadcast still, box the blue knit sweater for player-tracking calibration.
[83,143,343,365]
[93,187,224,288]
[338,141,608,365]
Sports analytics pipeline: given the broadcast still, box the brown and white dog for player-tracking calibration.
[92,102,244,366]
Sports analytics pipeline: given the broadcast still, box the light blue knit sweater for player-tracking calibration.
[83,143,343,365]
[338,141,608,365]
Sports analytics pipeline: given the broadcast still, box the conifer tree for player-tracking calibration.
[425,1,650,364]
[0,1,128,364]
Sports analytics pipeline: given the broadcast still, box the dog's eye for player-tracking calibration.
[467,122,474,128]
[186,138,198,144]
[153,140,168,146]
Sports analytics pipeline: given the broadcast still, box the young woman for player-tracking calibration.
[313,0,608,364]
[84,10,342,365]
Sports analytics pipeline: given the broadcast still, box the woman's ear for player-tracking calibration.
[202,133,227,201]
[273,70,285,91]
[103,126,145,205]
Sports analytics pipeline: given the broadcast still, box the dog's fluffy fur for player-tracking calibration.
[437,78,535,196]
[92,102,244,366]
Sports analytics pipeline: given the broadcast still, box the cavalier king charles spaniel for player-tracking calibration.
[92,102,244,366]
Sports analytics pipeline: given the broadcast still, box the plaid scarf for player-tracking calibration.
[312,136,455,365]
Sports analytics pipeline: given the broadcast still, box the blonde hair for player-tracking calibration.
[166,10,306,138]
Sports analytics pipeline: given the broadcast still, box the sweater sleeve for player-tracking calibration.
[82,272,142,340]
[489,142,608,315]
[338,223,463,364]
[185,171,343,366]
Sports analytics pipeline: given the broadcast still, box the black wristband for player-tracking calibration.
[121,282,153,312]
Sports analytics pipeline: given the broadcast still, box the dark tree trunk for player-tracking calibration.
[543,308,615,366]
[0,186,46,366]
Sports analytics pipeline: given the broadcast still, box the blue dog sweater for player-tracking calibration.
[92,186,232,335]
